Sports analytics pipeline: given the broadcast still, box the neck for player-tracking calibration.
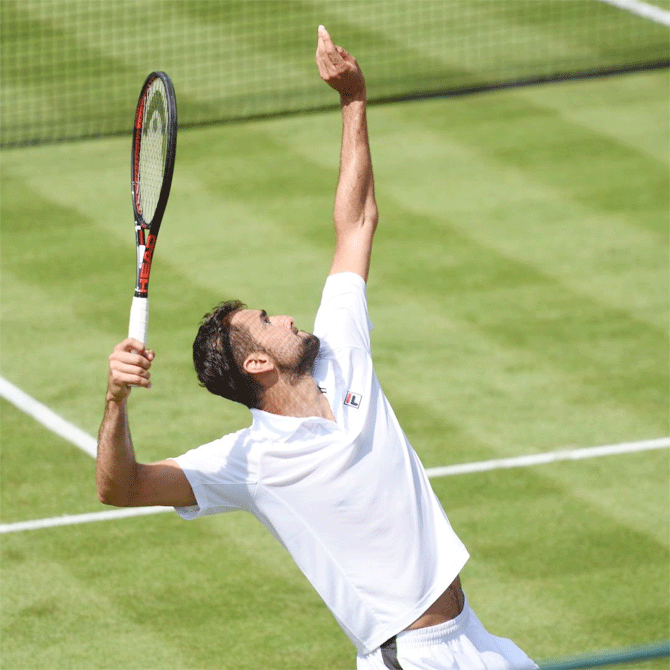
[258,374,335,422]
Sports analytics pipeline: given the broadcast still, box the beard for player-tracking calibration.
[295,333,321,377]
[279,333,321,380]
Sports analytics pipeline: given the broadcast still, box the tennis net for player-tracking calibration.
[2,0,668,147]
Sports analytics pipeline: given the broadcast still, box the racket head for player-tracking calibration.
[131,71,177,300]
[131,71,177,235]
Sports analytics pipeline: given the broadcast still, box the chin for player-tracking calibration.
[296,334,321,377]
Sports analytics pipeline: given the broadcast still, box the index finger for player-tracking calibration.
[115,338,152,358]
[317,25,343,66]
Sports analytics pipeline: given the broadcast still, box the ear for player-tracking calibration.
[242,351,275,377]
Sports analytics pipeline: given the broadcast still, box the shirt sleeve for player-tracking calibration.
[169,433,256,520]
[313,272,373,354]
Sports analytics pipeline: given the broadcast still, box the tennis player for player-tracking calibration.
[97,26,538,670]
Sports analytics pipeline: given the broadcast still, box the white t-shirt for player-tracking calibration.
[171,272,469,655]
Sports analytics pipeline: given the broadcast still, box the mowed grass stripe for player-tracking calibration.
[376,72,667,278]
[444,455,669,656]
[521,69,670,164]
[534,446,670,548]
[0,519,212,670]
[372,82,667,299]
[0,400,99,523]
[371,287,663,462]
[369,203,665,443]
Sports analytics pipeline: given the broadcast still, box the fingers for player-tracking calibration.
[315,26,336,78]
[336,45,351,61]
[318,25,341,66]
[107,339,155,401]
[115,338,154,359]
[315,26,365,98]
[316,25,347,76]
[317,24,332,48]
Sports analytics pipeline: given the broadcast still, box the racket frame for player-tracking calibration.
[128,71,177,344]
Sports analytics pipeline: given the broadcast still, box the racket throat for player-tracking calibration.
[134,233,157,296]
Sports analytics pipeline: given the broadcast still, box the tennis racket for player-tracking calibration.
[128,71,177,345]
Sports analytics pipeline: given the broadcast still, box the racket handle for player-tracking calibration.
[128,296,149,344]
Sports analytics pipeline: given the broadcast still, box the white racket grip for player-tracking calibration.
[128,296,149,345]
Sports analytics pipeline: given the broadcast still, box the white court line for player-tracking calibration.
[0,377,668,534]
[424,437,670,478]
[0,506,171,534]
[0,375,97,458]
[596,0,670,26]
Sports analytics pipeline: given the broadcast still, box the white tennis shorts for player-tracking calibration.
[357,597,539,670]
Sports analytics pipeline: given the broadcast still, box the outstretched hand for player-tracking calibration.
[106,338,155,402]
[315,25,366,101]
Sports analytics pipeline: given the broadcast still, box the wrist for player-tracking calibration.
[340,89,367,106]
[105,390,129,406]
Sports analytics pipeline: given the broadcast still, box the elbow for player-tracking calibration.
[97,489,124,507]
[96,459,140,507]
[96,481,132,508]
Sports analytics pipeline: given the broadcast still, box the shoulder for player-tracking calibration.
[321,271,367,302]
[314,272,373,353]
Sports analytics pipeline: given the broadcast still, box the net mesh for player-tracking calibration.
[2,0,668,147]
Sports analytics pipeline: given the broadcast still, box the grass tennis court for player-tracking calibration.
[1,61,668,670]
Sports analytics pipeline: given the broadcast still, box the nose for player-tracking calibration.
[274,315,295,330]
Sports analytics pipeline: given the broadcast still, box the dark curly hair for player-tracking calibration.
[192,300,264,409]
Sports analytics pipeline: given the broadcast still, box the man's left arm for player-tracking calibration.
[315,26,378,283]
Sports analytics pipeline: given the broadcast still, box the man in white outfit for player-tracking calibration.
[97,26,538,670]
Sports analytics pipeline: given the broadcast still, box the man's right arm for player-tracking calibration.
[96,339,196,508]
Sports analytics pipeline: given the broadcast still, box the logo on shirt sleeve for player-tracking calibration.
[344,391,362,409]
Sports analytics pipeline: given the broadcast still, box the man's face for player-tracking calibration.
[229,309,320,377]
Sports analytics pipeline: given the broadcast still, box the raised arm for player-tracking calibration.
[96,338,196,508]
[316,26,378,282]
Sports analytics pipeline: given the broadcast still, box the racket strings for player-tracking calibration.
[137,78,168,223]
